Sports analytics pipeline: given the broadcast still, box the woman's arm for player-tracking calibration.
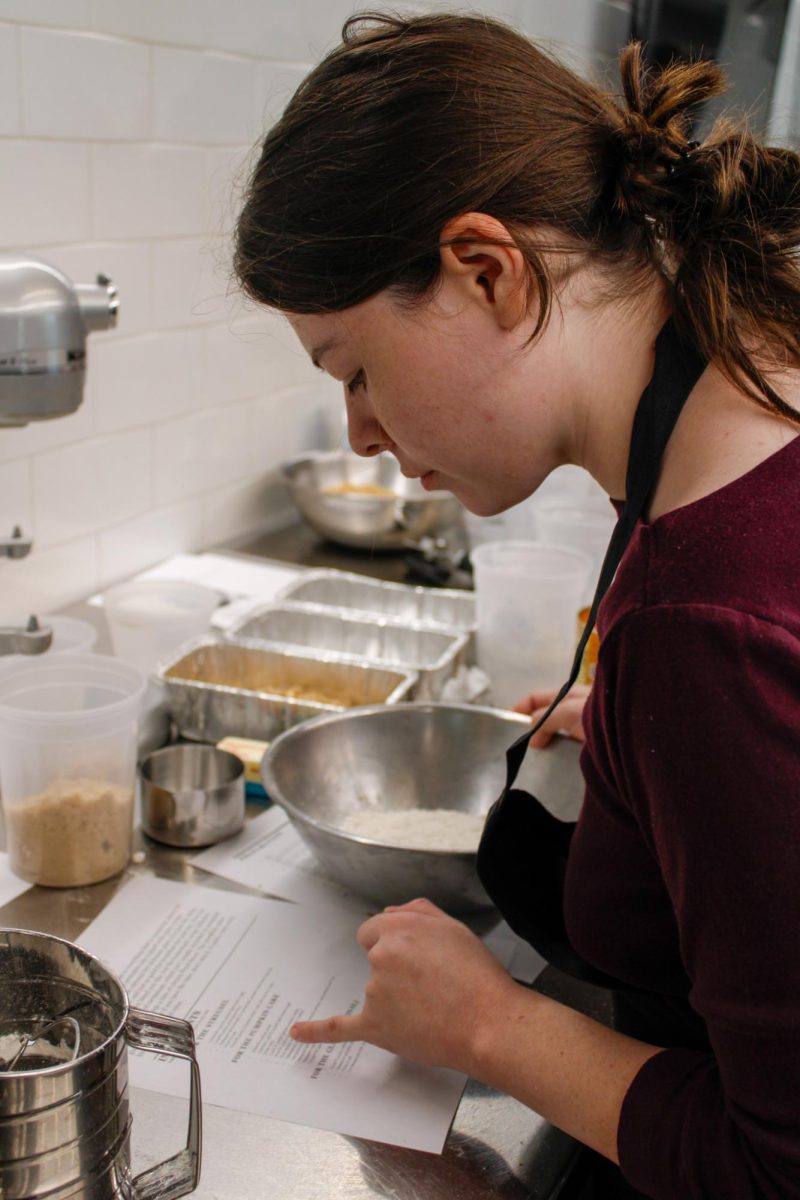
[290,896,661,1163]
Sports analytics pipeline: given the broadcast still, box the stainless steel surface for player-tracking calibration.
[158,635,417,743]
[0,799,585,1200]
[29,563,590,1198]
[262,704,584,914]
[139,744,245,848]
[234,519,473,587]
[279,568,477,634]
[0,614,53,656]
[0,256,117,428]
[138,680,172,761]
[128,1079,580,1200]
[0,928,201,1200]
[228,603,470,701]
[282,450,463,550]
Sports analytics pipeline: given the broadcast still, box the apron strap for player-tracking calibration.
[503,319,706,786]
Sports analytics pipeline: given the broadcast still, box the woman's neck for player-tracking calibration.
[556,277,671,499]
[553,278,799,516]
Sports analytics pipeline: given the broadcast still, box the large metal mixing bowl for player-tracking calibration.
[281,450,462,549]
[261,703,584,914]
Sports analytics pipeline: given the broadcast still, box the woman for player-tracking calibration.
[234,14,800,1198]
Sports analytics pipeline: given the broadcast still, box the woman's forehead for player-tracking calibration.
[287,312,347,366]
[288,298,396,369]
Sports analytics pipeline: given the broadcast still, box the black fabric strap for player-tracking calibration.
[502,320,707,786]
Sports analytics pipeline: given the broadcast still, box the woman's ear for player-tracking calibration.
[438,212,529,329]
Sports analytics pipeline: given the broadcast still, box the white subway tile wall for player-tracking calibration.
[0,459,32,538]
[20,29,150,140]
[90,330,207,434]
[0,141,90,246]
[152,49,257,145]
[0,25,18,137]
[32,430,152,548]
[17,0,796,619]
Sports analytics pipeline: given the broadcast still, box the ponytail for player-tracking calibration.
[604,43,800,422]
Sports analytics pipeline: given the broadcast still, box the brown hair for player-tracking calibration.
[235,13,800,422]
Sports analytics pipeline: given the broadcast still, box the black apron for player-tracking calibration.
[476,320,710,1196]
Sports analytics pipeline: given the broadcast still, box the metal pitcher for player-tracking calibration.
[0,928,202,1200]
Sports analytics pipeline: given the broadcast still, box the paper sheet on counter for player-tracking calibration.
[193,806,373,914]
[192,808,545,984]
[0,852,31,908]
[78,875,468,1153]
[88,552,301,609]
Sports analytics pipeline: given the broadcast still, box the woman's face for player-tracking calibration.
[288,279,576,516]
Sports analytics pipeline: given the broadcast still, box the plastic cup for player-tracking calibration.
[102,579,219,674]
[533,502,617,605]
[0,654,146,887]
[471,541,593,706]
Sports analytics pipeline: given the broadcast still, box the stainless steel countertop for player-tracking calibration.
[0,529,609,1200]
[0,818,586,1200]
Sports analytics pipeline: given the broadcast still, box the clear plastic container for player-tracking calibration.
[533,502,617,605]
[471,541,592,705]
[0,654,146,887]
[102,579,219,674]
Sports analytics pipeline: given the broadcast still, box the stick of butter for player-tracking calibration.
[216,736,270,788]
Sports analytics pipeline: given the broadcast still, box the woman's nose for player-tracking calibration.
[345,389,394,457]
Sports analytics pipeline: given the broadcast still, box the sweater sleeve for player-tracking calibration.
[605,605,800,1199]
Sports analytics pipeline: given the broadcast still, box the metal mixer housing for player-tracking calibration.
[0,255,118,428]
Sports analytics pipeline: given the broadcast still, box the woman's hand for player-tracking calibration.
[289,898,517,1074]
[513,684,591,747]
[291,897,661,1168]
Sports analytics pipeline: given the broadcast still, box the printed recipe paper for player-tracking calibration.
[78,875,467,1152]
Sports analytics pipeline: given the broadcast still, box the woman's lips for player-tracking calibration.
[420,471,436,491]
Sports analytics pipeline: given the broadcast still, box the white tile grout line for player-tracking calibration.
[0,19,313,69]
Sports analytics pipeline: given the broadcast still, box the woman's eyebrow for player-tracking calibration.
[310,336,343,370]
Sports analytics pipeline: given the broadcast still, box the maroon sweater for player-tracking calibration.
[564,433,800,1199]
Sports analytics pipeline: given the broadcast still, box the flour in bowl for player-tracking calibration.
[342,808,485,851]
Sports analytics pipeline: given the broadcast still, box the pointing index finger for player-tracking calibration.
[290,1013,364,1044]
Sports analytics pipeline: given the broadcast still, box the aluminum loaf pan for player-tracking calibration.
[156,635,418,743]
[227,603,470,701]
[278,569,476,635]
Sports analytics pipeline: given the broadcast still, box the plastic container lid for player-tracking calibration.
[0,653,146,740]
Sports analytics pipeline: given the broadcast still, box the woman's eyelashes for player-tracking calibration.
[346,368,366,395]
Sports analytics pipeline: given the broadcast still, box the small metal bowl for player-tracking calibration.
[139,744,245,848]
[281,450,462,549]
[261,703,583,914]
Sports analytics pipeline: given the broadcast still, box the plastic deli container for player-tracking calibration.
[0,654,146,887]
[102,579,219,674]
[533,501,616,606]
[471,540,592,706]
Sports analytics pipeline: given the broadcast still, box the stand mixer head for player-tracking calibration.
[0,255,118,653]
[0,254,118,427]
